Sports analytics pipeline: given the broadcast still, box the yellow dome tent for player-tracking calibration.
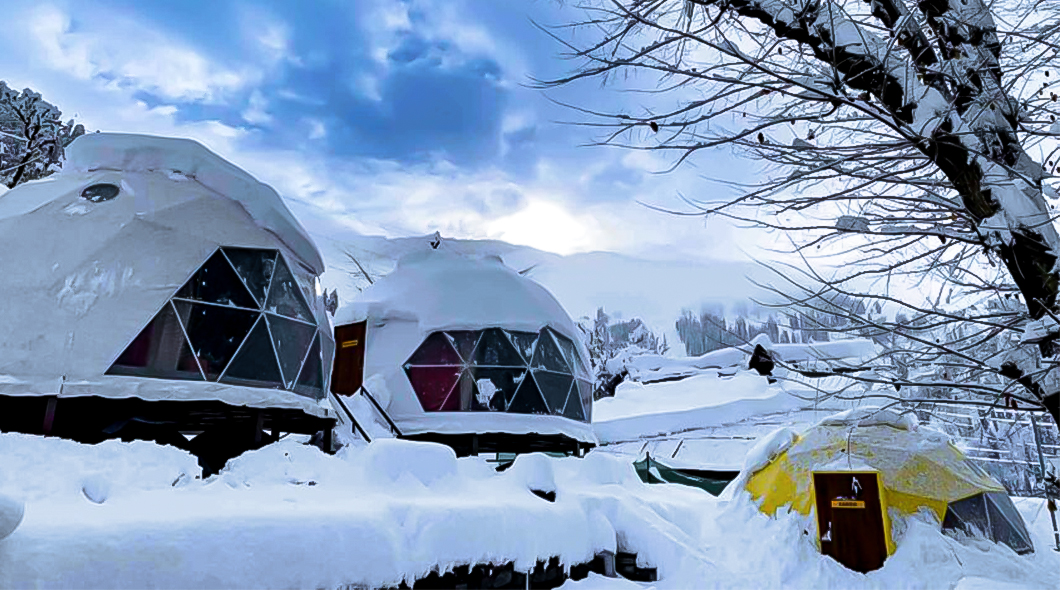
[745,408,1034,567]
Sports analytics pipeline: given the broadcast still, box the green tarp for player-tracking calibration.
[633,453,738,496]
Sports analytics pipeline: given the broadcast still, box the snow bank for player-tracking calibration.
[0,434,693,589]
[0,433,1054,589]
[617,338,877,382]
[592,370,811,443]
[818,406,919,431]
[0,433,200,503]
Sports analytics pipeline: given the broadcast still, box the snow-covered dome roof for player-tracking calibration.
[0,133,332,418]
[335,249,595,447]
[63,133,323,273]
[337,249,580,339]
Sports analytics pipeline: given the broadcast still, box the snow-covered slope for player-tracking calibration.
[313,231,769,353]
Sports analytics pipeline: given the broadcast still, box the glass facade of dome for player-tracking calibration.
[403,327,592,422]
[108,247,325,399]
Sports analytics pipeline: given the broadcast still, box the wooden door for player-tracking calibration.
[331,321,367,395]
[813,471,888,573]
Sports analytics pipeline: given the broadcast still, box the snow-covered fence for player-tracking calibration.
[916,403,1058,497]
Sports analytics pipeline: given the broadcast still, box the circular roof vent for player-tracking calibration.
[80,183,120,203]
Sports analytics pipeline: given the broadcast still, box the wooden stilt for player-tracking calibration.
[253,410,264,445]
[42,396,58,436]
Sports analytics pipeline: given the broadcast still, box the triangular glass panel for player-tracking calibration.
[577,379,593,422]
[446,330,480,363]
[406,331,462,366]
[561,381,587,421]
[507,331,537,364]
[222,248,276,308]
[220,316,283,388]
[533,369,573,414]
[264,255,315,323]
[984,492,1034,554]
[173,300,258,380]
[266,314,317,387]
[472,367,525,411]
[507,372,550,415]
[474,328,526,367]
[405,366,462,411]
[454,369,480,411]
[554,332,590,379]
[175,250,257,309]
[294,333,325,399]
[530,328,571,373]
[108,301,205,380]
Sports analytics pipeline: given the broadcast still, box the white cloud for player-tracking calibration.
[242,90,272,125]
[27,4,257,103]
[306,119,327,140]
[0,0,767,267]
[485,198,605,255]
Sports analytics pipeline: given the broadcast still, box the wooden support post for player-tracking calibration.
[42,396,58,436]
[253,410,264,445]
[323,424,334,454]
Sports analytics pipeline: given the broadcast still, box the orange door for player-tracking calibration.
[331,321,367,395]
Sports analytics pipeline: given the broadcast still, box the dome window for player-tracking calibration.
[80,183,121,203]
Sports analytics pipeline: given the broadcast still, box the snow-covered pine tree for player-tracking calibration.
[0,82,84,189]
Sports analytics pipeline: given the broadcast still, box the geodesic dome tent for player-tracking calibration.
[333,249,596,455]
[0,133,335,460]
[745,408,1034,557]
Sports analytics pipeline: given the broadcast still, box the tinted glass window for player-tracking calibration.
[507,331,537,363]
[530,329,570,373]
[264,255,314,322]
[108,302,204,381]
[406,331,462,366]
[220,316,283,387]
[404,328,590,421]
[405,366,462,411]
[294,333,325,399]
[474,328,525,366]
[533,369,573,414]
[447,330,481,363]
[108,247,319,396]
[222,248,276,307]
[175,301,258,380]
[507,374,550,415]
[267,314,317,387]
[175,250,257,309]
[472,367,526,411]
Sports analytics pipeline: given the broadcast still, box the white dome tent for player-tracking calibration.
[0,133,336,470]
[332,249,596,455]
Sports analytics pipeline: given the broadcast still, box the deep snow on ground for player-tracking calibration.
[592,364,852,446]
[0,432,1056,589]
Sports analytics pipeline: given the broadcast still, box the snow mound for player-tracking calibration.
[0,494,24,540]
[818,406,919,431]
[592,370,810,443]
[741,427,798,475]
[0,433,200,502]
[0,433,1055,589]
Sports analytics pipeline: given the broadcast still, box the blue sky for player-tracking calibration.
[0,0,759,261]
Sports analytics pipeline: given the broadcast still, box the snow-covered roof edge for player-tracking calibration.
[65,133,324,274]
